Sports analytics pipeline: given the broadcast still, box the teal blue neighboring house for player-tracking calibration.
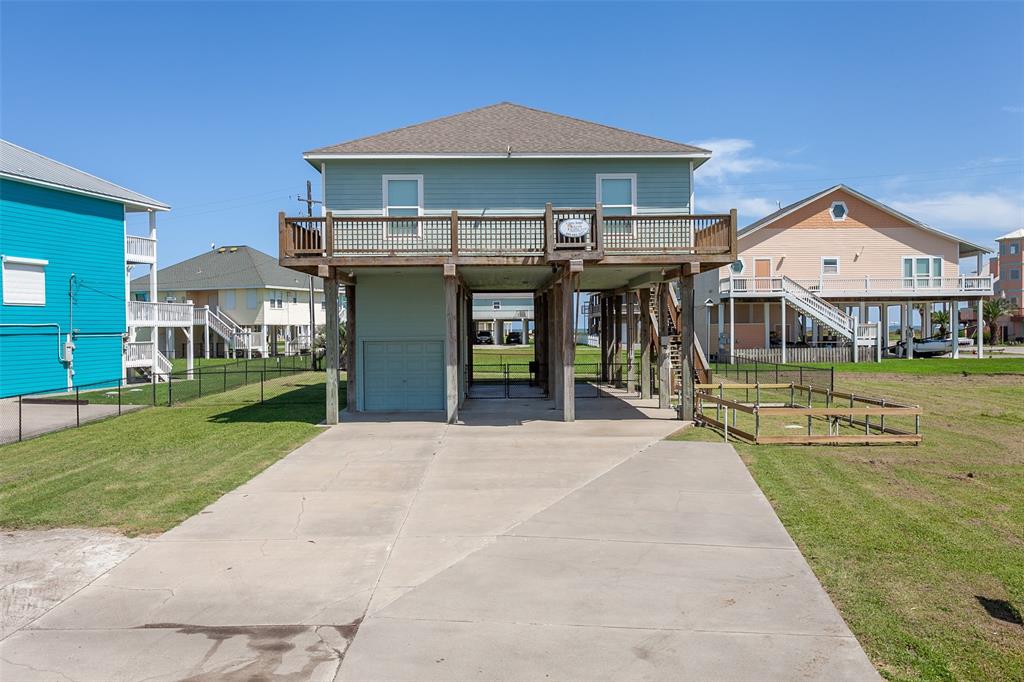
[0,140,170,398]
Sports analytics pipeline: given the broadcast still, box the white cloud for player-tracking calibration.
[697,192,777,218]
[694,138,779,181]
[885,191,1024,234]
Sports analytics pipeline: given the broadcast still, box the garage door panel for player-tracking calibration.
[363,340,444,411]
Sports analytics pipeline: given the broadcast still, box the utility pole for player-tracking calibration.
[300,180,322,359]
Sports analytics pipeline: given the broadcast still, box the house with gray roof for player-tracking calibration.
[131,245,331,358]
[278,102,738,423]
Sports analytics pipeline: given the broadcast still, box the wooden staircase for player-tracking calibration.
[643,284,710,393]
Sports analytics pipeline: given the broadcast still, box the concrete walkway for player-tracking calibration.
[0,392,877,681]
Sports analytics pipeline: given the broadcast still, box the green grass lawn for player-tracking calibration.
[0,372,340,535]
[674,365,1024,681]
[798,357,1023,376]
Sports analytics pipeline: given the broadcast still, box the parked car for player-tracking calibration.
[475,330,494,345]
[505,331,522,345]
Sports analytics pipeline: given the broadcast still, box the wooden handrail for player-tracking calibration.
[280,207,737,260]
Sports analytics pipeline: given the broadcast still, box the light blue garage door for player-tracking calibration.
[363,340,445,411]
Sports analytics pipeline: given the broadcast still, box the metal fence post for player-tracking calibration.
[118,378,122,415]
[198,368,203,398]
[152,378,157,406]
[168,372,173,406]
[223,365,227,393]
[76,387,81,427]
[18,394,23,442]
[245,362,248,386]
[261,371,265,404]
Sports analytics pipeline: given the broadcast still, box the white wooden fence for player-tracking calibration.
[732,346,876,364]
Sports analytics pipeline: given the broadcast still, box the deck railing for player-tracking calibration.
[722,275,994,296]
[128,301,193,326]
[279,205,736,261]
[125,235,156,263]
[125,341,154,366]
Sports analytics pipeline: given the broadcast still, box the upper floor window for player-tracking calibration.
[729,258,745,275]
[2,256,47,306]
[246,290,258,310]
[597,174,637,234]
[383,175,423,237]
[1010,242,1020,255]
[223,290,236,310]
[1011,268,1021,281]
[821,256,840,275]
[902,256,942,288]
[829,201,848,221]
[492,300,501,310]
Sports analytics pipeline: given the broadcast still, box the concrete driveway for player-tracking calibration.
[0,392,877,681]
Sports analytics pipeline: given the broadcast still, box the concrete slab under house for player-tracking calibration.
[277,102,738,424]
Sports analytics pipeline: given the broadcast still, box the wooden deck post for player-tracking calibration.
[345,284,356,412]
[561,267,577,422]
[678,272,695,421]
[657,284,671,409]
[599,295,609,382]
[324,274,340,424]
[323,211,334,258]
[534,293,545,392]
[444,266,459,423]
[639,287,652,399]
[466,290,474,398]
[613,293,623,386]
[550,282,563,410]
[626,290,636,392]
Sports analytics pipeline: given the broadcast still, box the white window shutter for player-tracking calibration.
[3,258,47,305]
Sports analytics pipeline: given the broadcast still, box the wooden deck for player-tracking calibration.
[278,204,736,270]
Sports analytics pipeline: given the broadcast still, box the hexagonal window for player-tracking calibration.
[830,201,848,221]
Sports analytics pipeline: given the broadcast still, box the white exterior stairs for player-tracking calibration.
[125,342,173,382]
[199,307,260,356]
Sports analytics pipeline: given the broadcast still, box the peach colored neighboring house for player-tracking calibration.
[989,228,1024,342]
[707,185,993,362]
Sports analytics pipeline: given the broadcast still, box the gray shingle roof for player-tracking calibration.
[131,246,323,292]
[305,102,711,157]
[0,140,169,211]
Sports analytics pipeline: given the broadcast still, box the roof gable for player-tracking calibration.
[738,185,991,257]
[305,102,710,159]
[0,140,169,211]
[131,246,322,292]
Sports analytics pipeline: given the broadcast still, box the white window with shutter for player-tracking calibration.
[2,256,48,306]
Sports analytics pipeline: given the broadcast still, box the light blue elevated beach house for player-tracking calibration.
[0,141,170,398]
[277,103,738,423]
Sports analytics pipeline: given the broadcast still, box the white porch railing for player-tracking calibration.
[724,275,993,297]
[125,341,154,367]
[125,235,156,264]
[128,301,193,327]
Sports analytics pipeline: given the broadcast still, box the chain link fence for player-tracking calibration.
[1,356,322,445]
[468,361,649,400]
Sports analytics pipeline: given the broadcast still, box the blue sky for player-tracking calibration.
[2,1,1022,271]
